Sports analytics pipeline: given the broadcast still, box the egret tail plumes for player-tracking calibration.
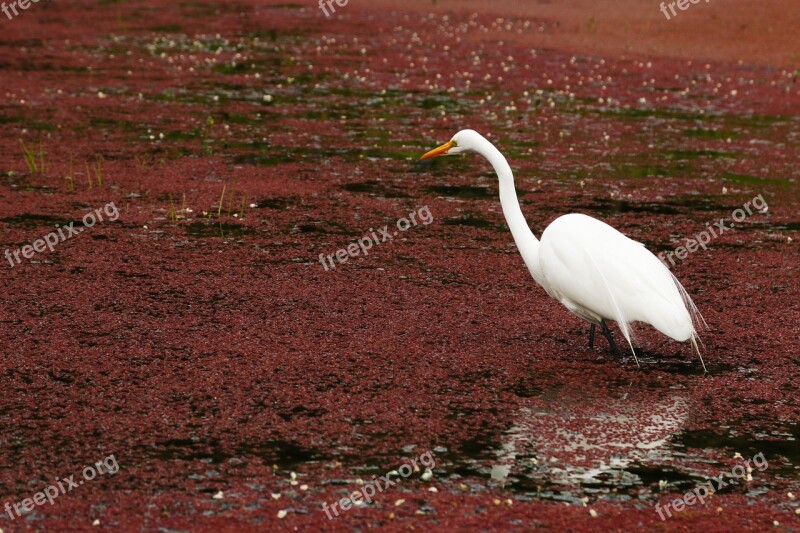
[420,129,708,371]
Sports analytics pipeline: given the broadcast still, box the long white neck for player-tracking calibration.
[474,137,545,286]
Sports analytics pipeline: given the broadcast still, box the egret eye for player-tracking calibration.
[451,140,458,147]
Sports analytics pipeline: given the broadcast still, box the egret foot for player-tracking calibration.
[600,320,622,357]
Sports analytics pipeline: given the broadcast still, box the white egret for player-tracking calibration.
[420,129,707,371]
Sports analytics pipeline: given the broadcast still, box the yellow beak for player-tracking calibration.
[420,140,455,160]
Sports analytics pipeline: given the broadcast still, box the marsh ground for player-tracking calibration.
[0,0,798,530]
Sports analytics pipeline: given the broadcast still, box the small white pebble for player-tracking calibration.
[277,510,288,519]
[395,499,405,506]
[300,484,308,491]
[734,452,743,459]
[589,509,598,517]
[271,493,281,500]
[92,519,100,526]
[773,520,779,526]
[428,486,438,492]
[422,469,433,481]
[212,490,223,500]
[249,203,257,208]
[788,492,795,500]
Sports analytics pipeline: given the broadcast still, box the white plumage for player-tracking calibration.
[421,129,707,371]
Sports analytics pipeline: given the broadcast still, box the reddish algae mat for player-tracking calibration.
[0,0,798,531]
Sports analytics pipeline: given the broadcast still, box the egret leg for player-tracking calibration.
[588,324,596,348]
[600,320,622,357]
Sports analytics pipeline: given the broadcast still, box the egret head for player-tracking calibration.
[419,129,485,159]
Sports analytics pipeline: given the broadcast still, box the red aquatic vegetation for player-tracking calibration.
[0,0,797,530]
